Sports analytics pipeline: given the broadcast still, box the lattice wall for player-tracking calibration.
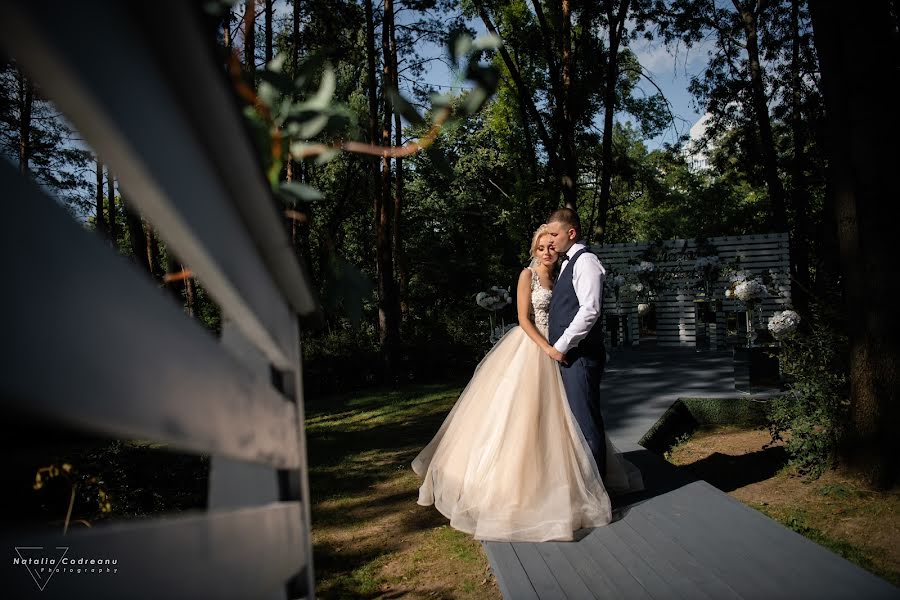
[593,233,791,348]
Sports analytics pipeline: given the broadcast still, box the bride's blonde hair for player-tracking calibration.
[528,224,555,268]
[529,224,552,258]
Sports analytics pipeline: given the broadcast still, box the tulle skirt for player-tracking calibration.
[412,326,643,542]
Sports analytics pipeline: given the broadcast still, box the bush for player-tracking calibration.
[768,302,850,477]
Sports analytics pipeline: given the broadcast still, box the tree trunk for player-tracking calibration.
[243,0,256,82]
[788,0,811,313]
[107,171,117,247]
[378,0,400,374]
[598,0,630,243]
[559,0,577,210]
[390,15,408,321]
[809,0,900,488]
[146,225,164,281]
[95,159,105,235]
[264,0,273,65]
[735,0,788,233]
[122,190,150,273]
[17,69,33,176]
[475,2,563,208]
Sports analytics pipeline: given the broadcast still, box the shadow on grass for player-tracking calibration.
[682,446,789,492]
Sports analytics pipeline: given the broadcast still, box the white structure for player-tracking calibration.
[681,113,713,171]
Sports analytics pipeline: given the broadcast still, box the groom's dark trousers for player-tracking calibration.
[548,248,608,477]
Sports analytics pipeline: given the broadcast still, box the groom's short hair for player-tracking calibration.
[548,208,580,235]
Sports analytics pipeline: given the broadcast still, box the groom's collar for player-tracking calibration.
[564,241,586,260]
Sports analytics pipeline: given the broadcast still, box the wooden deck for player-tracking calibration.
[484,349,899,599]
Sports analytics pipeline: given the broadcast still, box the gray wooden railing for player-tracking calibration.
[1,1,318,598]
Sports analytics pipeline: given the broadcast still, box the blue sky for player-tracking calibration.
[399,14,711,151]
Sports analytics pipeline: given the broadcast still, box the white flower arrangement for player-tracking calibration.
[637,303,651,316]
[768,310,801,339]
[630,282,644,293]
[476,286,513,311]
[630,260,656,274]
[734,279,769,303]
[694,255,721,271]
[726,269,753,285]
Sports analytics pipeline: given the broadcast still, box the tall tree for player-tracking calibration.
[378,0,401,372]
[732,0,787,233]
[122,189,150,274]
[808,0,900,488]
[95,159,105,235]
[0,62,92,211]
[390,6,408,320]
[597,0,632,242]
[264,0,273,65]
[107,170,117,246]
[243,0,256,81]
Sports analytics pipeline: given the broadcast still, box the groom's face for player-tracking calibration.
[546,221,575,255]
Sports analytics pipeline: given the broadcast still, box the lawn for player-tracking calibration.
[304,382,502,599]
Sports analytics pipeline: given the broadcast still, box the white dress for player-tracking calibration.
[412,268,643,542]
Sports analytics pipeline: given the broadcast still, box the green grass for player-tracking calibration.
[305,382,499,599]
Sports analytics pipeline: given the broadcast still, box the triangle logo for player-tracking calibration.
[15,546,69,591]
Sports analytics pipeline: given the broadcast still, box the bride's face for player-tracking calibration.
[535,234,558,267]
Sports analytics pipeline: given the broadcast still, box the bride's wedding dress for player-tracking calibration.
[412,268,643,542]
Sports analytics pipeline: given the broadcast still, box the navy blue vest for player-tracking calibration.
[548,247,605,360]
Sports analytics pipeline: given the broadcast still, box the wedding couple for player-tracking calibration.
[412,208,643,543]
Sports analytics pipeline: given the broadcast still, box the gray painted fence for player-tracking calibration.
[0,1,317,598]
[594,233,791,348]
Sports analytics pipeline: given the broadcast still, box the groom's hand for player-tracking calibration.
[547,347,567,364]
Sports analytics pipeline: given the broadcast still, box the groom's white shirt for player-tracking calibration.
[553,241,607,355]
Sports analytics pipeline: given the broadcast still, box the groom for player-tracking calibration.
[545,208,608,477]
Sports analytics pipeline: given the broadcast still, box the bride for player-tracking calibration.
[412,224,643,542]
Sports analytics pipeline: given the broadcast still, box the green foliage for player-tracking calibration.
[768,303,850,477]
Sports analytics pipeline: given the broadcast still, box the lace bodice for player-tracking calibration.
[529,268,552,338]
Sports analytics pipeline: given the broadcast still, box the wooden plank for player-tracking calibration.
[578,531,654,599]
[0,0,300,370]
[634,488,789,598]
[665,481,899,597]
[3,502,304,599]
[511,543,567,599]
[483,542,540,600]
[611,517,711,600]
[0,163,301,469]
[556,541,619,598]
[143,1,316,320]
[532,543,597,599]
[623,508,743,600]
[593,523,690,600]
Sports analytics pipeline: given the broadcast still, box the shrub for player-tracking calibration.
[768,302,850,477]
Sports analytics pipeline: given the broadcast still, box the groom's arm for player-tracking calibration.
[552,253,606,354]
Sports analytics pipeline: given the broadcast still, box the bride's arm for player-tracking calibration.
[516,269,555,356]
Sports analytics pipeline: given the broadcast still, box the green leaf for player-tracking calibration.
[279,181,324,204]
[429,92,453,109]
[471,34,502,51]
[386,87,426,126]
[462,88,489,115]
[296,113,330,139]
[266,53,287,73]
[447,30,472,62]
[314,147,341,165]
[306,65,336,111]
